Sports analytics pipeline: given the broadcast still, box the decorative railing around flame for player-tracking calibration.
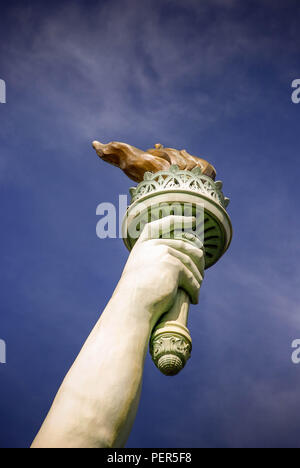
[129,165,230,209]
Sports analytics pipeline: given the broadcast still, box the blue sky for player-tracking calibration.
[1,0,300,448]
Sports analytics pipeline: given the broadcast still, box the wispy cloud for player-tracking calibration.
[1,0,300,448]
[2,0,297,149]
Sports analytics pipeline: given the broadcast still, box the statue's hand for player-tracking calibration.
[119,216,204,325]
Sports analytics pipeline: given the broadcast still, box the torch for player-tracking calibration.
[93,141,232,376]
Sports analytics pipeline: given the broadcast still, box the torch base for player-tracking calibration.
[150,331,192,376]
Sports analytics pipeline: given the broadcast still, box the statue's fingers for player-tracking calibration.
[165,247,203,286]
[138,215,196,243]
[150,238,205,275]
[178,262,201,305]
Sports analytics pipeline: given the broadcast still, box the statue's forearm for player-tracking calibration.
[31,282,152,448]
[31,216,208,448]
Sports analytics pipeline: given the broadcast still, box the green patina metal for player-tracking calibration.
[123,165,232,269]
[129,165,230,209]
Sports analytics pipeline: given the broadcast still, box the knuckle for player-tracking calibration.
[162,215,176,226]
[177,240,187,250]
[156,244,171,258]
[168,256,182,270]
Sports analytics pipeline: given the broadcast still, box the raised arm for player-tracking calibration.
[31,216,204,448]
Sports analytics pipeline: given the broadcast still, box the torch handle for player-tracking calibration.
[149,289,192,375]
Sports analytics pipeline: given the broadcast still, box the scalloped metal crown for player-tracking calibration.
[129,165,230,210]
